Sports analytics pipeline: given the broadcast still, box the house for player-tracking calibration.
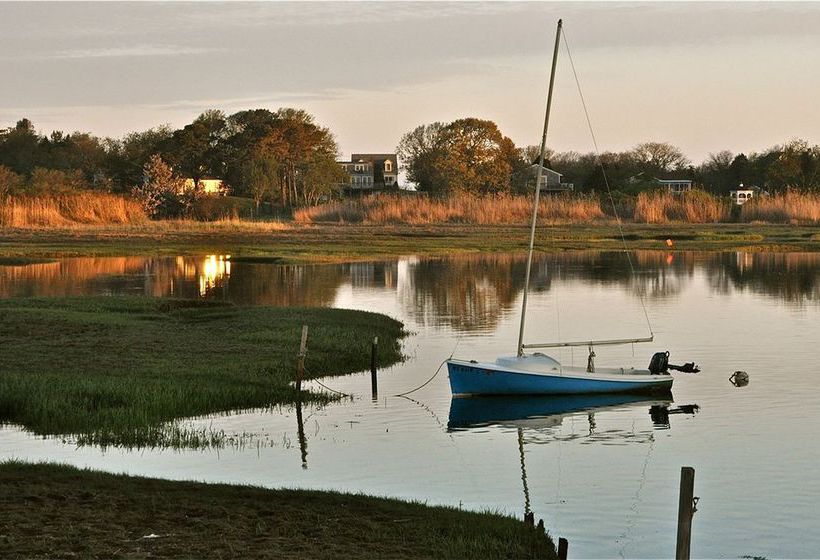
[350,153,398,189]
[656,177,693,194]
[729,183,757,205]
[626,172,693,194]
[337,159,375,192]
[528,164,574,192]
[183,177,227,195]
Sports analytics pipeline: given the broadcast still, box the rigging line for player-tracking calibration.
[560,27,654,337]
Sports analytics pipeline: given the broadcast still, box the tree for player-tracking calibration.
[29,168,88,194]
[396,122,446,194]
[223,108,339,206]
[768,139,820,192]
[242,153,280,210]
[699,150,735,194]
[0,165,24,196]
[166,110,229,186]
[0,119,42,175]
[300,152,347,205]
[397,118,520,195]
[132,155,186,218]
[631,142,690,173]
[106,126,174,192]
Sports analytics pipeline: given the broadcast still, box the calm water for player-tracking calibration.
[2,251,820,558]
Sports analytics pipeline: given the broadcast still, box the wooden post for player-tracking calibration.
[370,336,378,397]
[676,466,696,560]
[296,325,308,396]
[557,537,569,560]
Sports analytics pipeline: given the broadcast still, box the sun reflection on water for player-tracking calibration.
[198,255,231,297]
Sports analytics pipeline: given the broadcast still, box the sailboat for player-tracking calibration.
[447,20,690,397]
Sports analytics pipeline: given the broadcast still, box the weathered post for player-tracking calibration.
[557,537,569,560]
[296,325,308,396]
[370,336,378,397]
[676,466,696,560]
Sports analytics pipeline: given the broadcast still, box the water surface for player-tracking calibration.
[2,251,819,558]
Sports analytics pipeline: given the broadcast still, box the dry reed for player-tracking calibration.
[294,193,607,225]
[0,193,147,228]
[633,190,730,223]
[740,191,820,224]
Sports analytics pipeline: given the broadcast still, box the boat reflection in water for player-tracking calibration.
[447,393,698,432]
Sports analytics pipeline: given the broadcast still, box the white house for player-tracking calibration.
[528,164,574,192]
[730,183,756,205]
[184,178,227,195]
[656,178,693,194]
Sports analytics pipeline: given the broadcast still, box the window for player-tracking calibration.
[384,160,392,172]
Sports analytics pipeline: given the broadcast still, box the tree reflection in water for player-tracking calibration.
[1,251,818,325]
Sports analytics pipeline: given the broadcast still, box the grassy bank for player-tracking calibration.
[0,297,405,447]
[1,222,819,261]
[0,462,556,560]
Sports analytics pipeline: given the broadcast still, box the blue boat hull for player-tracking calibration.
[447,360,673,396]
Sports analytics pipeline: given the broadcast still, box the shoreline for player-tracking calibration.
[1,222,819,261]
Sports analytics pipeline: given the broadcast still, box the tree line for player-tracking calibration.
[2,111,819,212]
[0,109,346,215]
[397,119,820,196]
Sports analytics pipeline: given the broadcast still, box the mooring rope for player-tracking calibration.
[302,366,354,398]
[561,27,655,338]
[393,358,447,398]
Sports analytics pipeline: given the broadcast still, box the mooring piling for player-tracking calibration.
[676,466,697,560]
[296,325,308,395]
[557,537,569,560]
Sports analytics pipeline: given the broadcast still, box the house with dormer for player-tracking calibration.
[337,153,399,194]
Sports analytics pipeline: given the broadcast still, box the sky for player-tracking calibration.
[1,1,819,164]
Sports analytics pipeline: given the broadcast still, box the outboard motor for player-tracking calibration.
[648,351,670,375]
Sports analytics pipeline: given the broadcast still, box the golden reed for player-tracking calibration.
[740,191,820,224]
[633,190,731,223]
[294,193,607,225]
[0,193,147,228]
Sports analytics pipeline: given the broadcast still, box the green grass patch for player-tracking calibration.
[0,461,556,559]
[2,223,820,261]
[0,297,405,448]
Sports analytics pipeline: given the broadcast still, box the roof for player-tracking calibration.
[351,153,398,166]
[528,164,562,177]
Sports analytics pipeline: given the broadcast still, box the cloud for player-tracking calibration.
[48,45,224,59]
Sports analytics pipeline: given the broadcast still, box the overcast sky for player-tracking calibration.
[1,1,819,163]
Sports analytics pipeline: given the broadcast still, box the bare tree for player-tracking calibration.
[631,141,690,173]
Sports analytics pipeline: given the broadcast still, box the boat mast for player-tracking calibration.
[517,19,563,357]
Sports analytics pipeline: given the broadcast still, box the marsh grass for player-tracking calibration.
[0,297,405,448]
[0,192,146,227]
[740,191,820,224]
[0,461,557,559]
[633,190,731,223]
[294,193,607,225]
